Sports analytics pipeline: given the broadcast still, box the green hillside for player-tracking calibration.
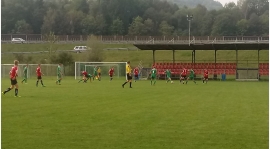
[1,44,269,68]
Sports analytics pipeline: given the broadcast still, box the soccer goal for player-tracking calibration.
[236,68,259,81]
[75,62,127,80]
[1,64,59,78]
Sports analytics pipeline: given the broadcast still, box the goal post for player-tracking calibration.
[75,62,127,80]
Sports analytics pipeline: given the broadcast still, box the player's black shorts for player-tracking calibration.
[127,73,132,80]
[10,79,17,85]
[98,73,101,76]
[135,74,138,78]
[37,76,42,79]
[109,74,113,77]
[181,75,187,79]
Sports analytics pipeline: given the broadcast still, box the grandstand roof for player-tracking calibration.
[133,42,269,50]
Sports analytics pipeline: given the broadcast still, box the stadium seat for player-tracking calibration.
[195,69,201,75]
[209,64,214,69]
[194,63,198,69]
[259,64,263,69]
[263,63,269,69]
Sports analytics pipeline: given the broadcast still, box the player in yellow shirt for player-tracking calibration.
[122,61,133,88]
[97,67,101,81]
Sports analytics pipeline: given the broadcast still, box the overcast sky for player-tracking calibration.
[216,0,238,6]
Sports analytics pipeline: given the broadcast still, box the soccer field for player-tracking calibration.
[1,77,269,149]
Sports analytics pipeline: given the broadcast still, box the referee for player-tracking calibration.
[122,61,132,88]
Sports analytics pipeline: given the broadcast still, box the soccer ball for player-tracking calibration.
[171,81,174,84]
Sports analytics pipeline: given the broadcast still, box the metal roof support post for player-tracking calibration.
[191,51,194,63]
[236,48,238,79]
[173,50,175,65]
[235,44,238,68]
[153,50,156,64]
[193,49,196,64]
[258,49,260,69]
[215,49,217,69]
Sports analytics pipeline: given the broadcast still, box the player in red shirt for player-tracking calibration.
[180,67,188,84]
[203,69,209,84]
[78,71,92,83]
[133,67,139,82]
[2,60,21,97]
[108,67,114,81]
[36,64,46,87]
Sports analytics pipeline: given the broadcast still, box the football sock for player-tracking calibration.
[203,80,204,83]
[41,80,44,86]
[59,80,61,84]
[151,80,152,85]
[84,79,87,83]
[154,80,156,85]
[15,88,18,96]
[122,82,127,86]
[194,81,196,84]
[129,82,132,87]
[4,87,11,94]
[36,80,39,86]
[22,79,25,83]
[206,80,208,84]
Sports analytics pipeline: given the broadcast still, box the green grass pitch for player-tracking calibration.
[1,77,269,149]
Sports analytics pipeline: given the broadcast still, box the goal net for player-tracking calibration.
[1,64,59,78]
[236,68,259,81]
[75,62,127,80]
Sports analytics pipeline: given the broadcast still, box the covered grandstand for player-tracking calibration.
[134,41,269,80]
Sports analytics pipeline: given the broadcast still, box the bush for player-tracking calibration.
[50,52,75,75]
[87,35,104,62]
[13,53,24,63]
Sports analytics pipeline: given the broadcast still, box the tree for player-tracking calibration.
[41,8,58,34]
[31,0,46,34]
[158,21,174,35]
[247,13,263,35]
[224,2,237,9]
[110,18,124,35]
[66,10,85,34]
[51,52,74,66]
[143,18,155,35]
[0,0,268,36]
[128,16,145,35]
[81,15,96,35]
[211,13,238,36]
[43,31,58,61]
[236,19,249,35]
[259,11,269,35]
[94,14,108,35]
[87,35,104,62]
[14,20,33,34]
[200,11,216,36]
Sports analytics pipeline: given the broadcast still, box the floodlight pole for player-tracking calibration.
[187,14,193,46]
